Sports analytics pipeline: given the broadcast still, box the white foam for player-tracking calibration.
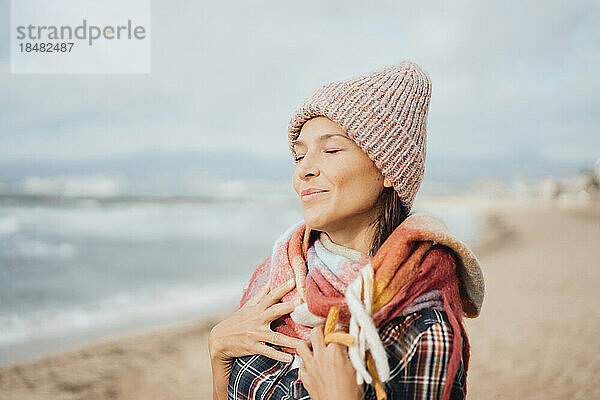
[0,200,300,243]
[7,239,76,259]
[21,175,122,197]
[0,215,19,237]
[0,279,245,347]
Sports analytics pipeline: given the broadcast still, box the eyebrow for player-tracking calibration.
[291,133,351,147]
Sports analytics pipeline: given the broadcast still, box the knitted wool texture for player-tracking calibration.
[239,213,485,400]
[288,60,432,212]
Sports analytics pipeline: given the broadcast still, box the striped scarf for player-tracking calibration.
[239,213,485,400]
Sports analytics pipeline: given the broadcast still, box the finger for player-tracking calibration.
[310,326,325,353]
[298,362,308,383]
[255,343,293,363]
[258,330,305,349]
[296,340,313,362]
[263,299,300,321]
[298,362,312,391]
[247,281,270,305]
[259,278,296,308]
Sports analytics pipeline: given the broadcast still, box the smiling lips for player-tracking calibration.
[300,188,328,201]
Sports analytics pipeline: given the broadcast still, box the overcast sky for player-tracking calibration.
[1,0,598,167]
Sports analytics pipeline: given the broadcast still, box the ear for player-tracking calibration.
[383,177,393,188]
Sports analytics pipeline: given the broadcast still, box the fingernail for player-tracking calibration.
[285,354,293,363]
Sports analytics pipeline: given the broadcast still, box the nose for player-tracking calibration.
[296,151,320,180]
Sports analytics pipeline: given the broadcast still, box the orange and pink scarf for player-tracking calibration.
[239,213,485,400]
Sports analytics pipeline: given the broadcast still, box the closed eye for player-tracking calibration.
[294,149,341,163]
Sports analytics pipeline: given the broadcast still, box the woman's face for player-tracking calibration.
[292,117,390,233]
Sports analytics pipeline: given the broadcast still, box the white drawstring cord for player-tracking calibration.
[289,262,391,386]
[346,263,390,385]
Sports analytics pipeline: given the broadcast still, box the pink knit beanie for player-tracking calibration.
[288,61,432,213]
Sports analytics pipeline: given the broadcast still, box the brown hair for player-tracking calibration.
[367,186,410,256]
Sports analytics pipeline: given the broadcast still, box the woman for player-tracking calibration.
[209,61,485,400]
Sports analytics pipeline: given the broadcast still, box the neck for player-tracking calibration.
[322,218,376,257]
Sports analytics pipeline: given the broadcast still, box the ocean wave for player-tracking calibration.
[0,280,245,346]
[21,175,122,198]
[0,215,19,237]
[6,239,77,259]
[0,200,301,243]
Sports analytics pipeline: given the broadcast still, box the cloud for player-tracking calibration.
[0,0,598,166]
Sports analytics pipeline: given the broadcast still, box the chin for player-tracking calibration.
[302,215,326,231]
[303,213,337,233]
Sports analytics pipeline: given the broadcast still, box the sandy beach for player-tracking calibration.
[1,198,599,400]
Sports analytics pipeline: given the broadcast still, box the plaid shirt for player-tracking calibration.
[227,308,466,400]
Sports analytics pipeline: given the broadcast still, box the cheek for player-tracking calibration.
[334,164,381,200]
[335,177,380,213]
[292,173,301,193]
